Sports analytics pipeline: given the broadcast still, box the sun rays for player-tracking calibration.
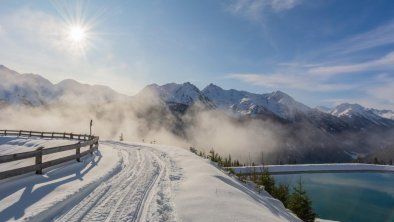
[51,0,99,57]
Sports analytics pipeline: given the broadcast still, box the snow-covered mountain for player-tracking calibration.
[138,82,211,106]
[136,82,312,120]
[369,108,394,120]
[0,65,58,106]
[201,83,311,120]
[330,103,394,128]
[2,64,394,130]
[0,65,127,106]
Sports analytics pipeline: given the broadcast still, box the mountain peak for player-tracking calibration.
[331,103,365,117]
[268,90,292,100]
[202,83,224,93]
[138,82,208,106]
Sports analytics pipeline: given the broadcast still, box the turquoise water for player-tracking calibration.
[274,173,394,222]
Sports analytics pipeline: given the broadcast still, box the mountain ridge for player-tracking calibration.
[2,64,394,163]
[1,64,394,128]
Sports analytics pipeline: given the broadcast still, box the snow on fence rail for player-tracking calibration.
[0,130,99,180]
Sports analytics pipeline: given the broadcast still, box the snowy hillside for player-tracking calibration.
[330,103,394,127]
[202,84,311,120]
[138,82,211,106]
[2,64,394,125]
[0,65,127,106]
[0,137,300,221]
[369,108,394,120]
[0,65,57,106]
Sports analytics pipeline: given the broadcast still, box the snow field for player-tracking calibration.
[1,138,301,222]
[0,141,121,221]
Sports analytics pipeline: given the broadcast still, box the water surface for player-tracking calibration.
[274,172,394,222]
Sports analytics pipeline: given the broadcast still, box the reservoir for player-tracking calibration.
[274,172,394,222]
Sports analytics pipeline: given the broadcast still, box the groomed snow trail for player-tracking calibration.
[55,141,175,222]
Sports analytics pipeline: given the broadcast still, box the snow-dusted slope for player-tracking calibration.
[330,103,394,127]
[369,108,394,120]
[0,138,300,222]
[331,103,370,118]
[56,79,127,104]
[202,84,311,120]
[0,65,58,106]
[0,65,127,106]
[138,82,211,106]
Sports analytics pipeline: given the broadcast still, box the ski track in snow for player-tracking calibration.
[54,141,175,222]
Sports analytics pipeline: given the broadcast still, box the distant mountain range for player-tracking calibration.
[137,81,394,130]
[1,64,394,163]
[0,65,126,106]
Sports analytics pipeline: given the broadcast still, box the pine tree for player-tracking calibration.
[209,149,215,162]
[259,168,275,194]
[272,183,290,207]
[119,133,123,141]
[287,179,316,222]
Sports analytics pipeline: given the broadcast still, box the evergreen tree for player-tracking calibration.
[209,149,215,162]
[272,184,290,207]
[119,133,123,141]
[259,168,275,194]
[287,179,316,222]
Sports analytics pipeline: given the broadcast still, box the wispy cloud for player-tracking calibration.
[334,20,394,54]
[308,51,394,76]
[226,73,355,92]
[228,0,301,21]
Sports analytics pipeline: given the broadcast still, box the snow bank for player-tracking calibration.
[1,138,301,221]
[0,138,121,221]
[147,143,301,222]
[230,163,394,175]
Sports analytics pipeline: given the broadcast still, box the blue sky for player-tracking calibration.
[1,0,394,109]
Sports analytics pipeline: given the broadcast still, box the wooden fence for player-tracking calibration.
[0,130,99,180]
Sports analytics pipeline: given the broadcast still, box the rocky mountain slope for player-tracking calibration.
[2,64,394,163]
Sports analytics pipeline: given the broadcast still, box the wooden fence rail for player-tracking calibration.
[0,130,99,180]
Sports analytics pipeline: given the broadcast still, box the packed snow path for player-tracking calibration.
[55,141,174,222]
[0,138,300,222]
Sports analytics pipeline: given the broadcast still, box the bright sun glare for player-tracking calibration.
[68,25,86,43]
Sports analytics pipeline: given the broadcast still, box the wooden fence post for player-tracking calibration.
[4,130,6,136]
[19,130,21,136]
[76,142,81,162]
[90,142,93,154]
[36,146,44,174]
[29,131,32,137]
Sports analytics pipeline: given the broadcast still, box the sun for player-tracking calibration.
[68,25,86,43]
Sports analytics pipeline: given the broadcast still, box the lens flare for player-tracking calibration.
[68,25,86,43]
